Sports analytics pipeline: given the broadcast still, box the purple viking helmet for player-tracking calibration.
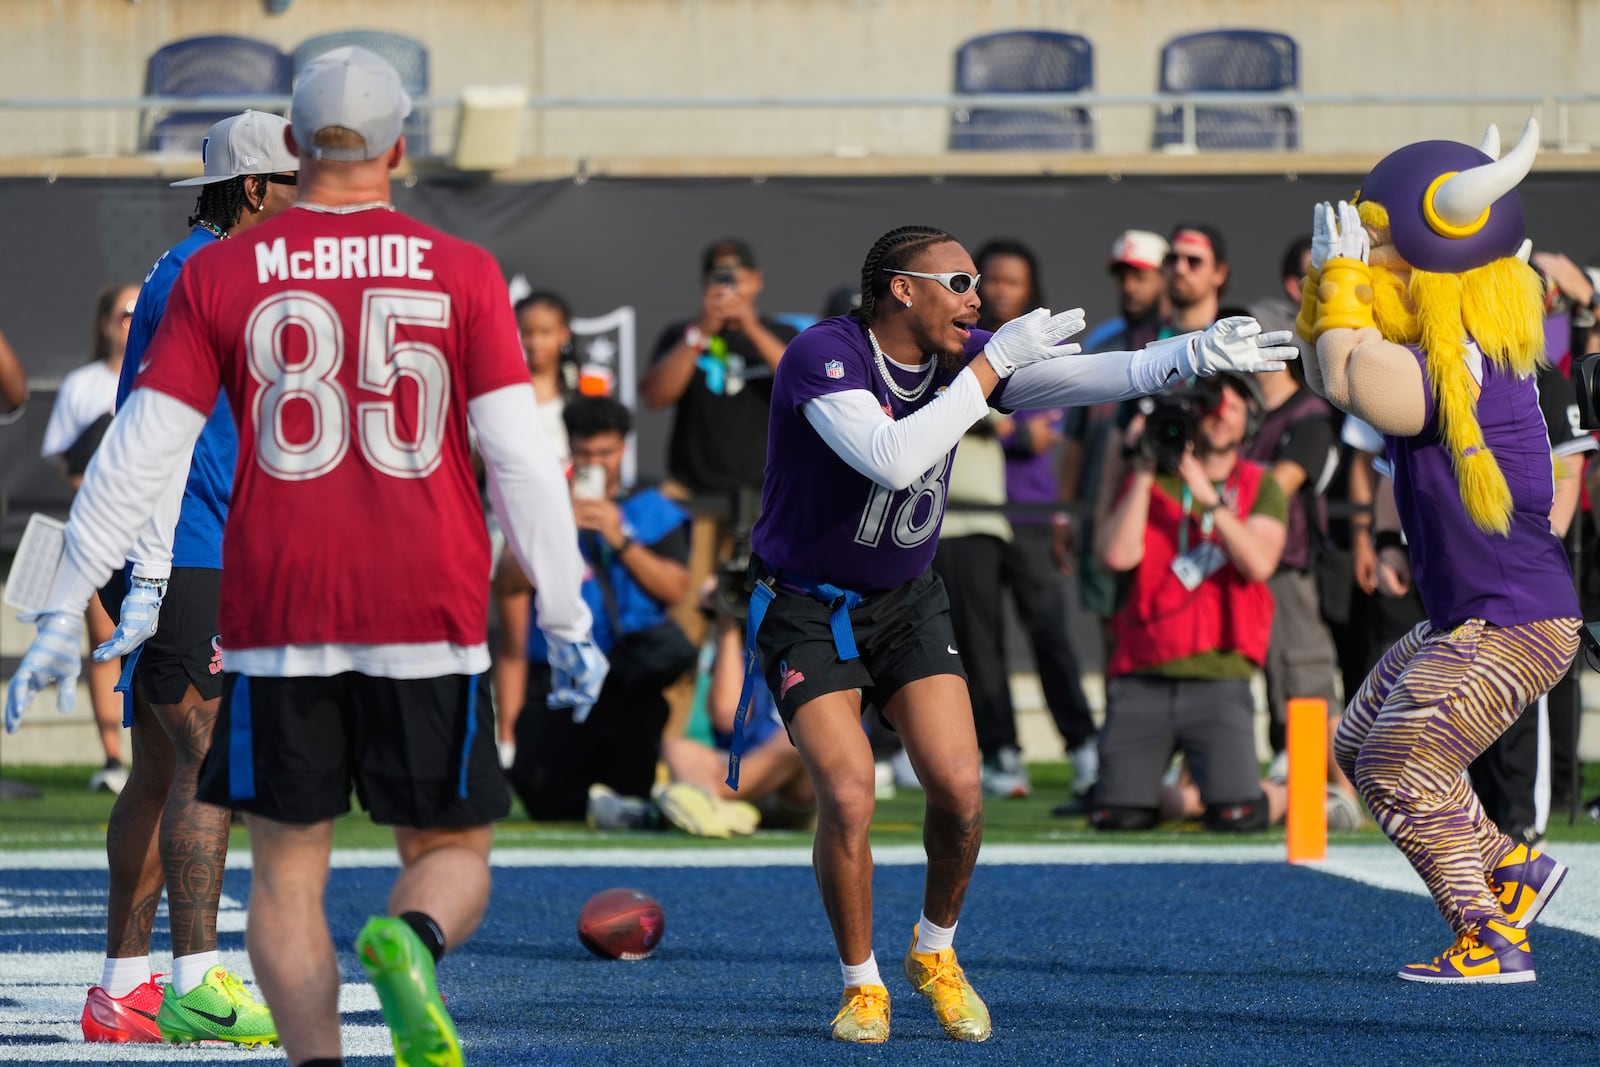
[1355,119,1538,274]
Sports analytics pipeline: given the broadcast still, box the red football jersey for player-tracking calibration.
[136,205,528,652]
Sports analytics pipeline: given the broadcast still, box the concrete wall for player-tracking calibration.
[2,0,1599,160]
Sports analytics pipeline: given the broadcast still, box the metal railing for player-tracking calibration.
[0,89,1568,162]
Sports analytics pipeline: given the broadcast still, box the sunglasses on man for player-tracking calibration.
[882,268,982,295]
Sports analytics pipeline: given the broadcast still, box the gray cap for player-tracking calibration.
[290,46,412,161]
[169,111,300,187]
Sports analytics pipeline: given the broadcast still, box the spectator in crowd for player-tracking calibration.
[973,238,1099,799]
[640,237,800,667]
[1091,372,1288,831]
[41,283,140,795]
[930,412,1022,794]
[515,290,576,464]
[0,327,25,419]
[503,397,697,825]
[1244,238,1353,805]
[1164,223,1232,333]
[1470,358,1595,844]
[1057,230,1174,688]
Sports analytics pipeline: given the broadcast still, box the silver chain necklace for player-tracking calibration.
[867,330,938,403]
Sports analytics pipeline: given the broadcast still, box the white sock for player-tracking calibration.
[916,912,957,954]
[101,956,152,999]
[172,950,220,996]
[840,953,883,989]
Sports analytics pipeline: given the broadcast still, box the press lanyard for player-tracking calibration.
[1177,484,1218,557]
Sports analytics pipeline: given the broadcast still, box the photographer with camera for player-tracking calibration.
[1091,371,1289,831]
[498,396,697,824]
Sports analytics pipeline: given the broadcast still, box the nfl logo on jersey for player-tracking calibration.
[824,360,844,379]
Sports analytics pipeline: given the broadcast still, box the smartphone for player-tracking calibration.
[711,266,738,289]
[572,464,607,501]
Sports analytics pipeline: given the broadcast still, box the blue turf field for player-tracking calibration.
[4,850,1599,1065]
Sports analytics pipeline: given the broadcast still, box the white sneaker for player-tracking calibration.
[889,748,921,790]
[981,747,1031,799]
[586,783,654,830]
[873,761,897,801]
[497,740,516,769]
[88,760,128,795]
[1068,741,1099,793]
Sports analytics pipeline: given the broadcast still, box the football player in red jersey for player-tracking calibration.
[5,48,605,1066]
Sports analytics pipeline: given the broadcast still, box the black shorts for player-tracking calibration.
[754,568,966,726]
[196,672,509,828]
[99,567,225,707]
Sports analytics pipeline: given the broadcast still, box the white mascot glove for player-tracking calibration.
[93,575,167,661]
[547,637,610,723]
[1189,316,1300,377]
[5,611,84,733]
[1331,200,1371,264]
[981,307,1086,378]
[1310,201,1337,272]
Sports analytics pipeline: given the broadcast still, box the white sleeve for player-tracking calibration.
[42,388,207,612]
[39,377,81,458]
[1341,415,1385,453]
[126,456,193,580]
[802,369,989,491]
[470,383,594,645]
[995,333,1201,411]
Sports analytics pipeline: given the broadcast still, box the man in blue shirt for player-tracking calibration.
[81,111,298,1048]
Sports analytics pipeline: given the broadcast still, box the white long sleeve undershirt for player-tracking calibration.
[801,337,1201,491]
[471,383,593,645]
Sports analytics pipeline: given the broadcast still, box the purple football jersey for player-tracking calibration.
[1387,342,1579,629]
[750,316,990,592]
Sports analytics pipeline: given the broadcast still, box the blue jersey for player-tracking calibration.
[118,227,236,570]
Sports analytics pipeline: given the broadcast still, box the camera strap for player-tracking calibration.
[1176,486,1218,557]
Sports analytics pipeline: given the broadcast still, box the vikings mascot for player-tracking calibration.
[1297,119,1580,983]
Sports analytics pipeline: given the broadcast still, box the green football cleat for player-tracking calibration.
[155,966,278,1047]
[356,916,462,1067]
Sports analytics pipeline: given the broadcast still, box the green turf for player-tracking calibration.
[7,762,1600,853]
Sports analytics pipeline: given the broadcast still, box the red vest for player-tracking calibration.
[1108,461,1276,676]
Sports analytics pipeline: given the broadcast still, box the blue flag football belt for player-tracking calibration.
[724,562,864,791]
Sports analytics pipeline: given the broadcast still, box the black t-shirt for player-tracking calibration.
[651,317,799,496]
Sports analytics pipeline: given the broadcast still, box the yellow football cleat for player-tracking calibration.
[830,984,890,1043]
[902,927,991,1041]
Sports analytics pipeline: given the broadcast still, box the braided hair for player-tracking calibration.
[188,176,258,235]
[850,225,959,325]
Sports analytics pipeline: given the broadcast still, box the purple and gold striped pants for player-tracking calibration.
[1334,616,1579,935]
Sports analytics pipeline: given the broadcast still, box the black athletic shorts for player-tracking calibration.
[753,567,966,726]
[98,567,224,708]
[196,671,509,828]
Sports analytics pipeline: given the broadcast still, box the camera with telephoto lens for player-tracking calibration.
[1135,392,1198,472]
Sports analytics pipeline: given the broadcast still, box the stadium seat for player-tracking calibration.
[948,30,1094,152]
[292,30,432,157]
[1153,29,1300,151]
[143,35,291,154]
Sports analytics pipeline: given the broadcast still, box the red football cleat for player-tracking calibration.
[81,976,166,1043]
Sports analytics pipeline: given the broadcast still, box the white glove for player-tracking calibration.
[5,611,84,733]
[1331,200,1370,264]
[1310,201,1337,272]
[981,307,1086,378]
[1189,316,1300,377]
[547,637,609,723]
[93,575,167,662]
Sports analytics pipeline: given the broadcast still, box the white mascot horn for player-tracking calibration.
[1432,118,1538,228]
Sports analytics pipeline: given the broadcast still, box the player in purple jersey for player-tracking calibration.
[737,225,1296,1042]
[1299,120,1580,984]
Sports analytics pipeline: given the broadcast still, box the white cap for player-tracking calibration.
[1107,229,1170,272]
[290,46,412,161]
[169,111,299,187]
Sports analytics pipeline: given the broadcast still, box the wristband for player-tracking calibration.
[1313,258,1378,340]
[683,325,705,350]
[615,535,635,556]
[1373,530,1405,553]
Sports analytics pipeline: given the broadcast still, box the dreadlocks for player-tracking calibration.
[851,225,959,325]
[188,176,258,235]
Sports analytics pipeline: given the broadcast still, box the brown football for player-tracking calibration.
[577,887,666,960]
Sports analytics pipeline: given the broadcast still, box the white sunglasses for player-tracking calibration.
[882,268,982,295]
